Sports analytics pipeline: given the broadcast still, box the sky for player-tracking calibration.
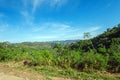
[0,0,120,42]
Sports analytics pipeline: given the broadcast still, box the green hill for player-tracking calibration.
[69,24,120,53]
[68,24,120,73]
[0,24,120,79]
[92,24,120,52]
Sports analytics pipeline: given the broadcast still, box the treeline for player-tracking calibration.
[0,24,120,73]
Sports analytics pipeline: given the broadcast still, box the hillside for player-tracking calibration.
[69,24,120,72]
[92,24,120,51]
[69,24,120,53]
[0,24,120,79]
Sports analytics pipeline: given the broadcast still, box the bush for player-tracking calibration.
[77,51,108,72]
[57,50,81,69]
[108,45,120,72]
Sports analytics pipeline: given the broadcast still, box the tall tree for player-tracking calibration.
[83,32,97,53]
[83,32,91,39]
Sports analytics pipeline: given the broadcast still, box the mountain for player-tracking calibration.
[51,40,80,44]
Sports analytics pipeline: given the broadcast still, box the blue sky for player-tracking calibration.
[0,0,120,42]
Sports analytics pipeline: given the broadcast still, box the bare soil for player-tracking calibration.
[0,62,71,80]
[97,71,120,79]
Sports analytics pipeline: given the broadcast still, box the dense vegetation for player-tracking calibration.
[0,24,120,78]
[69,24,120,73]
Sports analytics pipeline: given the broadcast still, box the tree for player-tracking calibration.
[83,32,91,40]
[83,32,97,53]
[53,43,63,54]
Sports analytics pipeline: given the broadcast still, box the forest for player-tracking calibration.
[0,24,120,79]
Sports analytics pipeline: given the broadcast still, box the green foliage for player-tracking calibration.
[0,23,120,76]
[108,45,120,73]
[32,66,118,80]
[67,24,120,73]
[83,32,91,39]
[77,51,108,72]
[57,50,81,69]
[98,44,107,54]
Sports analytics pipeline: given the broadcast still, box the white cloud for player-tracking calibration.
[30,22,102,40]
[20,0,68,26]
[31,22,75,33]
[24,22,79,41]
[88,26,101,32]
[86,26,101,38]
[33,35,57,39]
[32,0,44,13]
[32,26,45,32]
[0,21,102,42]
[0,23,21,34]
[22,34,59,41]
[22,0,67,14]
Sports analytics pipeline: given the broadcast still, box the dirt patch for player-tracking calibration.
[97,71,120,79]
[0,62,72,80]
[0,62,45,80]
[0,72,25,80]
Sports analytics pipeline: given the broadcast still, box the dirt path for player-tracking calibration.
[0,63,45,80]
[0,72,25,80]
[0,62,71,80]
[98,71,120,79]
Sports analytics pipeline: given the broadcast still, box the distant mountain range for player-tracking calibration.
[51,39,80,44]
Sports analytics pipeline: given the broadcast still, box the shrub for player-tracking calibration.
[57,50,81,69]
[77,51,108,72]
[108,45,120,72]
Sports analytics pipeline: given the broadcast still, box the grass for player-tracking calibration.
[31,66,119,80]
[46,77,53,80]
